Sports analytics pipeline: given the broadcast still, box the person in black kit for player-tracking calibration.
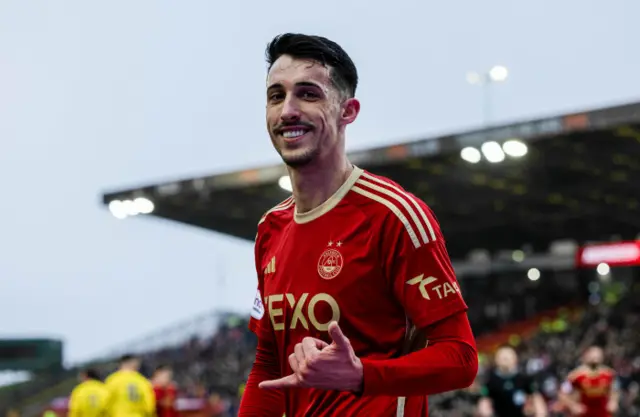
[477,345,547,417]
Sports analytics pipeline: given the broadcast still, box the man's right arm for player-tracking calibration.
[525,377,547,417]
[103,376,115,417]
[68,387,81,417]
[142,380,156,417]
[238,226,285,417]
[239,336,285,416]
[559,374,585,415]
[476,383,494,417]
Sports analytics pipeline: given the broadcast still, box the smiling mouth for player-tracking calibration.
[279,128,311,142]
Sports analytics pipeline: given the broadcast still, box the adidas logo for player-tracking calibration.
[264,256,276,276]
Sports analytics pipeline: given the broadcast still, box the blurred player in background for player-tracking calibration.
[238,33,478,417]
[477,345,547,417]
[151,365,177,417]
[68,368,108,417]
[104,354,156,417]
[559,346,619,417]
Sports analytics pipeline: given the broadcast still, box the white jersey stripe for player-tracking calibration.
[361,172,437,242]
[352,185,421,249]
[356,178,429,244]
[258,197,294,225]
[396,396,406,417]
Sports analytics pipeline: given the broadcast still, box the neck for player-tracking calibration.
[289,150,352,214]
[496,368,517,376]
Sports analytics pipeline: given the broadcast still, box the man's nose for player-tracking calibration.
[280,97,301,122]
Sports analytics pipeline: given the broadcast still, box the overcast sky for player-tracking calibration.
[1,0,638,364]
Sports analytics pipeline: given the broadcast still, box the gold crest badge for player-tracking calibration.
[317,242,344,280]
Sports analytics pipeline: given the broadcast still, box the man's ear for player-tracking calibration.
[340,97,360,126]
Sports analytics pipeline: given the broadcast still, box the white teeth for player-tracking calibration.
[282,130,306,138]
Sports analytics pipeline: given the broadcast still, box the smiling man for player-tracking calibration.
[238,33,478,417]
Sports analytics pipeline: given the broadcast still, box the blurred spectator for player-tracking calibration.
[477,346,546,417]
[152,365,178,417]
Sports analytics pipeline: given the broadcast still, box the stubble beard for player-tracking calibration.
[280,146,320,168]
[273,134,321,168]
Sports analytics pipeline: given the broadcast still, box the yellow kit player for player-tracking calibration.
[104,354,155,417]
[69,369,108,417]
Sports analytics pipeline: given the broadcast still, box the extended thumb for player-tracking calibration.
[328,322,349,347]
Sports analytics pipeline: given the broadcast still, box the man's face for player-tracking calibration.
[266,55,357,167]
[123,358,140,370]
[495,347,518,372]
[584,347,604,366]
[155,369,172,386]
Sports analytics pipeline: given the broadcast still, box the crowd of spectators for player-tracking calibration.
[137,315,256,416]
[429,283,640,416]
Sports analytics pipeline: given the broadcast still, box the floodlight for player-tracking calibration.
[278,176,293,192]
[481,141,505,163]
[460,147,482,163]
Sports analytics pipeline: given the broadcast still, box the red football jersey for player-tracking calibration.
[153,384,178,417]
[249,167,468,417]
[566,365,616,417]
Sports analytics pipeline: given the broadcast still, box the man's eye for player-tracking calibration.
[269,93,284,102]
[301,91,319,100]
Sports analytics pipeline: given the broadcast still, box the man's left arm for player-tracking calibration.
[142,380,157,417]
[68,387,81,417]
[607,375,620,413]
[102,376,115,417]
[525,377,548,417]
[360,204,478,397]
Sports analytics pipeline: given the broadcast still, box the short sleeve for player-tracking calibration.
[383,202,468,329]
[248,228,273,341]
[566,370,582,388]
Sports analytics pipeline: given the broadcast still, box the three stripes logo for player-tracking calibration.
[264,256,276,276]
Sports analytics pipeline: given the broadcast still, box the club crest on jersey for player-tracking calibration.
[317,241,344,280]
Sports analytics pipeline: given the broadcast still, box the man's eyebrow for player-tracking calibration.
[267,83,283,91]
[295,81,322,89]
[267,81,322,91]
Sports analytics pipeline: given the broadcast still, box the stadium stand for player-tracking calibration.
[431,279,640,417]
